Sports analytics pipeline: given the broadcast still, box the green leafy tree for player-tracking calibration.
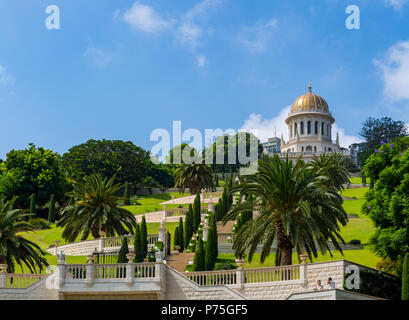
[117,237,129,263]
[140,215,148,257]
[204,132,263,173]
[224,155,347,265]
[0,144,67,208]
[403,253,409,300]
[57,174,137,241]
[61,139,151,186]
[178,217,184,253]
[358,117,408,165]
[184,204,194,249]
[193,236,205,271]
[0,195,48,273]
[123,183,130,205]
[363,138,409,261]
[193,192,201,231]
[47,194,56,223]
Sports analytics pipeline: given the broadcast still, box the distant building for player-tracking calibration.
[262,137,281,155]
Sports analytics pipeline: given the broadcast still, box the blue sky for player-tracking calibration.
[0,0,409,158]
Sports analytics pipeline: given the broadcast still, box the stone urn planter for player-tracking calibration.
[235,259,245,269]
[86,255,95,264]
[0,264,8,273]
[126,252,136,263]
[299,253,308,265]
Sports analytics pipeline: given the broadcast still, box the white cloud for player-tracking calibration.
[0,65,13,85]
[384,0,408,10]
[240,106,291,143]
[177,0,223,48]
[237,18,278,53]
[84,47,112,68]
[196,54,209,67]
[374,40,409,102]
[240,106,362,148]
[332,124,363,148]
[122,2,174,34]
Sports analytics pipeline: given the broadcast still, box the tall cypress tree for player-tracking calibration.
[47,194,56,223]
[123,182,130,205]
[193,191,201,231]
[140,215,148,258]
[205,225,216,271]
[174,226,179,250]
[134,224,143,262]
[178,217,184,253]
[193,236,205,271]
[403,253,409,300]
[210,212,218,260]
[184,204,193,249]
[29,194,36,220]
[117,237,129,263]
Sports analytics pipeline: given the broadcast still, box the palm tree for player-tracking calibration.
[0,195,48,273]
[174,163,214,194]
[57,175,137,242]
[311,153,350,190]
[223,155,348,266]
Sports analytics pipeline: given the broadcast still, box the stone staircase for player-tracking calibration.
[166,252,195,272]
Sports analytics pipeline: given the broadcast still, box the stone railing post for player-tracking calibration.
[236,268,245,291]
[155,262,163,280]
[56,263,65,289]
[202,218,209,241]
[299,254,308,287]
[158,220,166,254]
[0,264,7,288]
[54,240,60,255]
[85,255,95,287]
[208,198,215,213]
[126,263,135,285]
[163,205,167,222]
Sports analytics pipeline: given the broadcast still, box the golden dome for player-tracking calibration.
[291,84,329,113]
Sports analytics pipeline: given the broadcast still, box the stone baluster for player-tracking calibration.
[0,264,7,288]
[208,197,215,213]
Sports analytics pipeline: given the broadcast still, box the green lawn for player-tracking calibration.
[20,222,180,251]
[123,192,189,215]
[349,177,371,185]
[341,187,369,199]
[13,254,87,274]
[217,246,380,269]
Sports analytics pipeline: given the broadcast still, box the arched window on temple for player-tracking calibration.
[307,121,311,134]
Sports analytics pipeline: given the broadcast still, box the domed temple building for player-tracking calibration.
[262,84,358,166]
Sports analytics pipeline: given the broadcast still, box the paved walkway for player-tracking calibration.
[161,193,221,205]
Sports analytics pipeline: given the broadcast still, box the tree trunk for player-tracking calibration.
[276,220,294,266]
[91,224,101,239]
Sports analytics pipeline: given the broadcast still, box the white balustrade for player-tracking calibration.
[6,274,47,288]
[183,265,301,287]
